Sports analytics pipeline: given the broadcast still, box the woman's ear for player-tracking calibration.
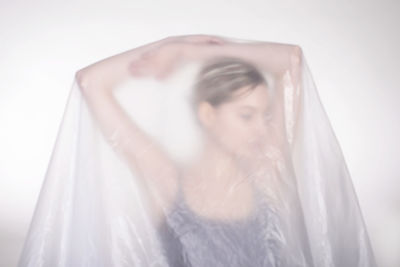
[197,101,215,129]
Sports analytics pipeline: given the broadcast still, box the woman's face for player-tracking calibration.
[199,83,273,161]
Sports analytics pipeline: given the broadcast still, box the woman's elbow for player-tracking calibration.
[75,69,93,94]
[291,45,303,66]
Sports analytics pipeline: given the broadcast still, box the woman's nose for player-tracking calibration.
[249,120,268,148]
[254,116,269,137]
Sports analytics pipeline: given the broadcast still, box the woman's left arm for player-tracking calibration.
[182,41,303,82]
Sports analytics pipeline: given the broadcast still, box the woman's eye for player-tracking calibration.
[240,114,252,120]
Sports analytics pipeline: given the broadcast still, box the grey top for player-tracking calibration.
[157,177,285,267]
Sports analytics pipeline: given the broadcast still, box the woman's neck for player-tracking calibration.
[182,139,247,191]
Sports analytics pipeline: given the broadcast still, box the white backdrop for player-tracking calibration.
[0,0,399,266]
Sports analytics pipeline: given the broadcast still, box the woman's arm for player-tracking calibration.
[78,86,178,180]
[76,34,226,89]
[74,35,227,222]
[78,84,181,224]
[74,35,226,176]
[182,41,303,80]
[75,39,183,211]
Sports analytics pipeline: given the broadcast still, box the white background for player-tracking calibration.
[0,0,399,266]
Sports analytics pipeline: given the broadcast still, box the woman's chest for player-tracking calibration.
[157,189,283,267]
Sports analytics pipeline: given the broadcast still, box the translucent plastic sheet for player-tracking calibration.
[18,35,377,267]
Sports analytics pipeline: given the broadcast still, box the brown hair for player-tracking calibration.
[191,56,269,110]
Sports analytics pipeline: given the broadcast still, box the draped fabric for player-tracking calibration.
[18,35,377,267]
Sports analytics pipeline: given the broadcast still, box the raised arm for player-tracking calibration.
[75,39,183,216]
[181,40,302,82]
[74,35,228,223]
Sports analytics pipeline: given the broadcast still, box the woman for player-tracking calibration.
[76,35,304,266]
[17,34,377,267]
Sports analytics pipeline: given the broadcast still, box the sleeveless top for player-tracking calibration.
[156,176,285,267]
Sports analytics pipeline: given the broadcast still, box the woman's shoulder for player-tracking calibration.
[146,168,181,229]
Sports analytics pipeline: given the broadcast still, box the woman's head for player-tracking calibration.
[191,56,274,160]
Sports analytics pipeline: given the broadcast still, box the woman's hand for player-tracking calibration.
[128,42,184,80]
[128,34,227,80]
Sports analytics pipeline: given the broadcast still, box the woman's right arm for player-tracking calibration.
[75,40,181,210]
[75,34,226,195]
[75,35,224,177]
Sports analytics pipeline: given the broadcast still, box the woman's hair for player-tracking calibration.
[191,56,268,110]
